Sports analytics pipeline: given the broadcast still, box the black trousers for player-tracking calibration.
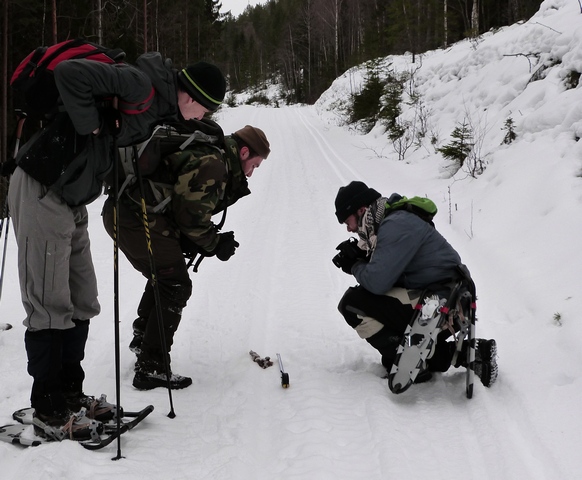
[338,286,413,369]
[338,285,454,372]
[102,197,192,358]
[25,319,89,414]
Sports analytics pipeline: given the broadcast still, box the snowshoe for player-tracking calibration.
[388,294,445,394]
[388,266,478,398]
[33,408,103,442]
[4,404,153,449]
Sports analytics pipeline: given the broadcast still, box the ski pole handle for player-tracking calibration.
[276,353,290,388]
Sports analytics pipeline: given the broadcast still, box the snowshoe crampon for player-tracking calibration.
[3,404,154,449]
[388,294,444,394]
[388,266,477,398]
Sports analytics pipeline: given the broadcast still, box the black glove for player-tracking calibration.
[180,234,201,259]
[333,254,359,274]
[213,231,239,261]
[332,238,367,274]
[0,158,16,177]
[97,107,122,137]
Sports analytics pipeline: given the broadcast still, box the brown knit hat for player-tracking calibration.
[234,125,271,159]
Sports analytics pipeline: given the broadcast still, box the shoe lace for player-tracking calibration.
[88,394,117,421]
[61,409,102,442]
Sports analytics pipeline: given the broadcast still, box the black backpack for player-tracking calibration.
[117,118,226,213]
[11,38,128,117]
[8,39,156,206]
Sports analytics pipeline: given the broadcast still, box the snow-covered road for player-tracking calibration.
[3,19,582,470]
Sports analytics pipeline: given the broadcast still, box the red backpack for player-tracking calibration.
[11,38,153,116]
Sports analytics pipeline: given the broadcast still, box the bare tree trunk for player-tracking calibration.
[1,0,7,165]
[402,1,415,63]
[143,0,148,52]
[508,0,519,22]
[289,25,296,89]
[196,13,200,59]
[307,0,311,99]
[471,0,479,37]
[443,0,449,48]
[52,0,57,42]
[96,0,103,44]
[185,3,189,62]
[155,0,159,51]
[334,0,340,77]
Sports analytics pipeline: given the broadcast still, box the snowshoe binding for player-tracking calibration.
[33,408,103,442]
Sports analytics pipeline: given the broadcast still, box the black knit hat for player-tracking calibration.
[177,61,226,111]
[334,181,381,223]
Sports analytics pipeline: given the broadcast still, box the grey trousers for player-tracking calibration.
[8,167,100,330]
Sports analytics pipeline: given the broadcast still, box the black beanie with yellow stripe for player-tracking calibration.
[178,61,226,112]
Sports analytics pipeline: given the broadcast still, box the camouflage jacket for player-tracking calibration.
[160,136,250,252]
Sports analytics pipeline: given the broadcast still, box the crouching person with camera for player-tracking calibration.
[333,181,497,387]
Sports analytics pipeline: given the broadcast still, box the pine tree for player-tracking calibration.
[437,121,474,167]
[501,117,517,145]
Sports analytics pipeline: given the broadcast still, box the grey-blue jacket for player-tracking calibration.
[352,209,463,295]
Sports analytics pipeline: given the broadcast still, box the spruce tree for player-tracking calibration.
[437,121,474,167]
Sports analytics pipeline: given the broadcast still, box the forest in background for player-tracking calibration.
[0,0,541,162]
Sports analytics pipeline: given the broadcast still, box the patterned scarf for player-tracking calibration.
[357,196,388,254]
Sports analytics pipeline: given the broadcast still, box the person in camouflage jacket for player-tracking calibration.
[102,124,271,390]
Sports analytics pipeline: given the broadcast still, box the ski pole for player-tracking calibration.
[111,129,124,461]
[276,353,289,388]
[12,111,27,159]
[131,145,176,418]
[0,208,10,303]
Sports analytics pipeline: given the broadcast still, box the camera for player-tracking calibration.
[332,237,367,269]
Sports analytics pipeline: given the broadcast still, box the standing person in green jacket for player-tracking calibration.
[7,47,226,441]
[102,125,271,390]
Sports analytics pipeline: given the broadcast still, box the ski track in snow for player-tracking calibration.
[0,103,576,479]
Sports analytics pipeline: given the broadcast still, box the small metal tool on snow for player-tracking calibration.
[276,353,289,388]
[249,350,273,369]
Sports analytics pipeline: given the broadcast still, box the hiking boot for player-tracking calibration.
[474,339,498,387]
[133,370,192,390]
[64,392,121,422]
[414,369,433,384]
[133,353,192,390]
[33,408,103,442]
[129,317,147,354]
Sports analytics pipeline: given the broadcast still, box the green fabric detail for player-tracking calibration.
[385,196,437,222]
